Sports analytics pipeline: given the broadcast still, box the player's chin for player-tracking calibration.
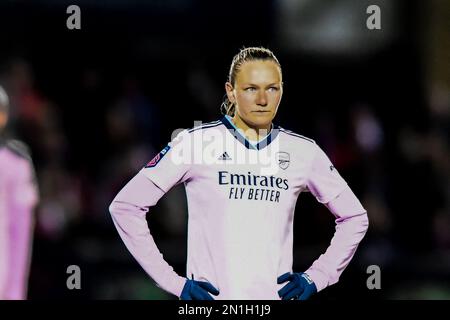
[248,112,273,126]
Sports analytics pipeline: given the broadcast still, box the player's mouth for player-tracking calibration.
[252,110,271,114]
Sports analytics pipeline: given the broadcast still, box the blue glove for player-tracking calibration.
[180,278,220,300]
[277,272,317,300]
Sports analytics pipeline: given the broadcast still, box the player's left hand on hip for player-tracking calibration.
[277,272,317,300]
[180,279,220,300]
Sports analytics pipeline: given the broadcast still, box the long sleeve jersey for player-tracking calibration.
[109,116,369,299]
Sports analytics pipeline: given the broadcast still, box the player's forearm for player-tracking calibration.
[109,173,186,297]
[305,187,369,292]
[5,206,34,300]
[4,162,39,300]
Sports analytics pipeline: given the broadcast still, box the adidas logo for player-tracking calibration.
[218,151,232,161]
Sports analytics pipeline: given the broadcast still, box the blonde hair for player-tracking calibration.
[221,47,282,116]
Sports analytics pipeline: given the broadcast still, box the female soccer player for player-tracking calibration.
[109,47,369,300]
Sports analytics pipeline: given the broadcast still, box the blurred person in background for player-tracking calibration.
[0,85,39,300]
[109,47,369,300]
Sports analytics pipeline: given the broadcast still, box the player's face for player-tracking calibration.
[226,60,283,130]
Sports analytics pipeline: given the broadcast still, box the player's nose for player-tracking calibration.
[256,90,268,106]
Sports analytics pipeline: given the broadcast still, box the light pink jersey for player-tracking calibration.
[110,116,368,299]
[0,139,39,300]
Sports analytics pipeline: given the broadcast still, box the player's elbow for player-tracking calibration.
[109,196,148,219]
[359,211,369,236]
[340,211,369,238]
[108,198,121,217]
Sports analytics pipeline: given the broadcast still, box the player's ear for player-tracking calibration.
[225,82,235,104]
[0,111,7,130]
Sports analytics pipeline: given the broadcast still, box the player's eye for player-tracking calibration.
[244,87,256,92]
[268,86,279,92]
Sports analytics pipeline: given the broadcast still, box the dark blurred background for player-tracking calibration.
[0,0,449,299]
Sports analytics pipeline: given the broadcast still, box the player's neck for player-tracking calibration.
[231,114,272,142]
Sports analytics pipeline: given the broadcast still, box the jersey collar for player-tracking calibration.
[221,115,279,150]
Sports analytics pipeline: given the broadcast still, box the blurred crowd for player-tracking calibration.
[0,0,448,299]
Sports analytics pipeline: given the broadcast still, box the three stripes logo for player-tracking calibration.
[218,151,232,161]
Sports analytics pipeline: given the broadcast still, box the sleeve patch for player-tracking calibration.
[145,145,171,168]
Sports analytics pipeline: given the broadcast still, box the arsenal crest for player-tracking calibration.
[276,152,290,170]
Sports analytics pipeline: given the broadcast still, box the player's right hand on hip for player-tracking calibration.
[180,279,220,300]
